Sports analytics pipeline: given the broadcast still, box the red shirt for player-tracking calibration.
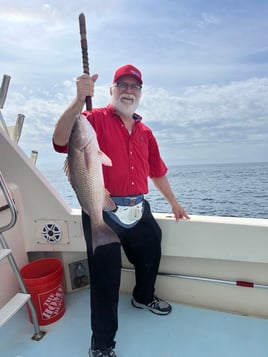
[53,104,167,196]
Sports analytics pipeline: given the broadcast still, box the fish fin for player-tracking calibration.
[103,189,116,211]
[63,157,72,184]
[98,150,112,166]
[83,149,92,170]
[91,223,120,253]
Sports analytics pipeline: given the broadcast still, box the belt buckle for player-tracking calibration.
[129,198,137,206]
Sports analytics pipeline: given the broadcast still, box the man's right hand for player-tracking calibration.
[76,73,99,103]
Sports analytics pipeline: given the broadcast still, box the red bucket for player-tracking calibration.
[20,258,65,325]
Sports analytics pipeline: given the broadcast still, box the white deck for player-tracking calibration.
[1,288,268,357]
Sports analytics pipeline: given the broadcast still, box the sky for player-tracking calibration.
[1,0,268,171]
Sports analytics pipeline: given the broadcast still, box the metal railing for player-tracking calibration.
[0,172,45,340]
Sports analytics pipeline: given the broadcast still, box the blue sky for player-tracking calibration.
[1,0,268,170]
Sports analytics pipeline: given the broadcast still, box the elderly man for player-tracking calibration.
[53,64,189,357]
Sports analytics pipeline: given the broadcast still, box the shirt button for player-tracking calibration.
[131,182,135,185]
[130,151,133,155]
[131,166,134,170]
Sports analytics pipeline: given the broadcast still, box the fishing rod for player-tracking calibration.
[79,13,92,111]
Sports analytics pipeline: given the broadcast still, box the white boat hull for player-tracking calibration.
[1,126,268,318]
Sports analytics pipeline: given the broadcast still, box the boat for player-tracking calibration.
[1,74,268,356]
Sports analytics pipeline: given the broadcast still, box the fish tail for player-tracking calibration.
[91,223,120,253]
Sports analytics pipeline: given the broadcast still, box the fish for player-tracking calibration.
[64,114,120,252]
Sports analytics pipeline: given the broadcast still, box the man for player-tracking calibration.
[53,64,189,357]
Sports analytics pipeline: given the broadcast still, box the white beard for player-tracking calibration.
[111,94,140,116]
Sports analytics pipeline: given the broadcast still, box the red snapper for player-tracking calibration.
[64,114,120,252]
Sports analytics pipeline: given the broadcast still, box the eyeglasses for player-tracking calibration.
[113,82,142,91]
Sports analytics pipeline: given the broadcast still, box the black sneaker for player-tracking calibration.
[132,296,172,315]
[89,346,117,357]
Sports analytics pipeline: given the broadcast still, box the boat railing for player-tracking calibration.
[0,172,46,340]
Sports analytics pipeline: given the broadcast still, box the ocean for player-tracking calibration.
[41,162,268,219]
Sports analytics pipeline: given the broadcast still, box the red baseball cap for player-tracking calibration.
[113,64,143,84]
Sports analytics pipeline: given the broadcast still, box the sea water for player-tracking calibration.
[41,162,268,219]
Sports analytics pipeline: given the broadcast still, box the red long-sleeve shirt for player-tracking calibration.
[53,104,167,196]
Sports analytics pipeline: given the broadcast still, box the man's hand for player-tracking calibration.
[76,73,98,103]
[151,175,190,222]
[171,201,190,221]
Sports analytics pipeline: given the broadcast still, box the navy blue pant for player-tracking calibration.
[82,200,162,350]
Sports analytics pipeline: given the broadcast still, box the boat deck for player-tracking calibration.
[1,288,268,357]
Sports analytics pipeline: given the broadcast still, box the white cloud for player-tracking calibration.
[141,77,268,128]
[197,12,221,28]
[1,0,268,166]
[1,75,267,166]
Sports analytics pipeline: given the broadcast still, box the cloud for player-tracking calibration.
[1,0,268,166]
[141,77,268,129]
[2,75,268,166]
[197,12,221,28]
[141,77,268,163]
